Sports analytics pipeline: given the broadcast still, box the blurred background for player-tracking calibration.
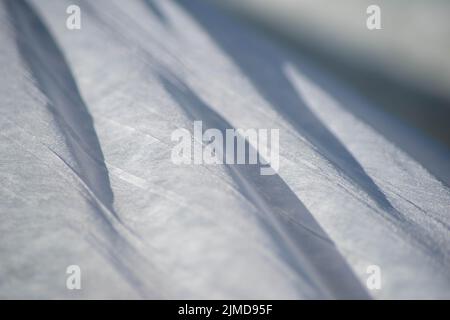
[211,0,450,148]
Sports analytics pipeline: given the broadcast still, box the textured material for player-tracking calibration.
[0,0,449,299]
